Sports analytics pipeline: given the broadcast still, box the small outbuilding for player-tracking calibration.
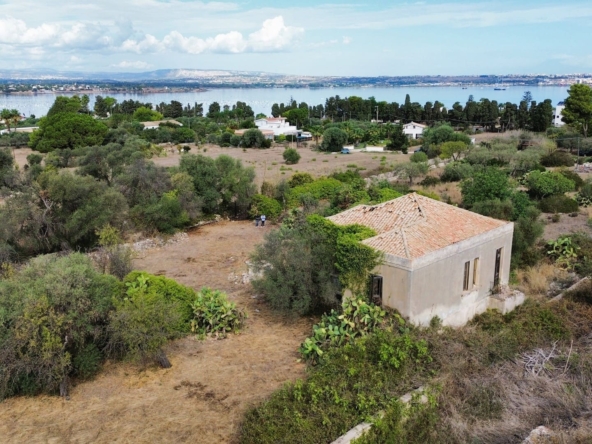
[328,193,523,327]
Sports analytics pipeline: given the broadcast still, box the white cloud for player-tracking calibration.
[247,16,303,52]
[342,36,352,44]
[121,16,302,54]
[111,60,153,69]
[0,17,132,50]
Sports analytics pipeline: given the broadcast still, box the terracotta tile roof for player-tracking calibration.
[327,193,509,260]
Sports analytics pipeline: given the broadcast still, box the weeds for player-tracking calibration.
[240,298,592,443]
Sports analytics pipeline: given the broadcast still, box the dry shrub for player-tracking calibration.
[431,182,462,204]
[516,263,565,296]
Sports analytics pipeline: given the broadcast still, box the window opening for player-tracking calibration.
[463,261,470,291]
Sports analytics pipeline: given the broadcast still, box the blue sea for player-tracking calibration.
[0,85,570,118]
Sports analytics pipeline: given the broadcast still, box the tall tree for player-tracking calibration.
[562,84,592,137]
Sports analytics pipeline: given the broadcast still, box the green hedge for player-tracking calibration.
[538,195,579,214]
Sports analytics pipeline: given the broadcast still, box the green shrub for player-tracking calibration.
[321,127,348,152]
[283,148,301,165]
[288,172,314,187]
[538,195,579,213]
[410,151,428,163]
[250,216,380,316]
[441,161,474,182]
[461,168,512,208]
[240,327,433,444]
[131,190,190,234]
[570,233,592,277]
[122,271,197,328]
[525,170,575,198]
[472,199,515,221]
[287,178,344,207]
[419,176,441,187]
[72,343,104,380]
[511,207,544,269]
[190,287,245,338]
[0,253,120,398]
[558,169,584,190]
[108,289,183,367]
[546,236,580,270]
[242,129,270,148]
[249,194,282,221]
[299,298,386,363]
[540,150,574,167]
[576,181,592,206]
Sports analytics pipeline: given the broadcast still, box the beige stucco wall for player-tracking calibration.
[374,262,411,316]
[376,223,514,327]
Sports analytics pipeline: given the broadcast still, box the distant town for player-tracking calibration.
[0,69,591,94]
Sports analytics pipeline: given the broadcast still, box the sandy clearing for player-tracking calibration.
[0,221,313,444]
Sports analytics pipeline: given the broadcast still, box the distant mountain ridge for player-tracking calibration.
[0,68,283,82]
[0,68,590,88]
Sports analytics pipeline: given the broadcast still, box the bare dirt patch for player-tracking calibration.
[152,143,410,187]
[541,211,592,241]
[0,221,313,444]
[7,147,35,170]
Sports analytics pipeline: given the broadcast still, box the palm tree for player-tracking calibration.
[1,108,20,133]
[310,126,323,146]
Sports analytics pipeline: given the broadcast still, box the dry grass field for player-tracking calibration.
[0,221,313,444]
[152,143,410,186]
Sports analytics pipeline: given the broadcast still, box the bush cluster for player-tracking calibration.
[0,255,243,399]
[538,195,579,213]
[540,150,574,167]
[299,298,386,362]
[240,298,592,444]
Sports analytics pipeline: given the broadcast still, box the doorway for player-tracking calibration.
[494,248,502,288]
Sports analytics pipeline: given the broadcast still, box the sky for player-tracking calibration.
[0,0,591,76]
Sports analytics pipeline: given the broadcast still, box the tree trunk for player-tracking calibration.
[156,349,172,368]
[59,376,70,399]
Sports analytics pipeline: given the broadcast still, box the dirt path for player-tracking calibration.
[0,221,312,444]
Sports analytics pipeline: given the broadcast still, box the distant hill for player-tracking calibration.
[0,68,590,88]
[0,68,283,82]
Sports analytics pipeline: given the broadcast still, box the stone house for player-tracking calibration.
[327,193,523,327]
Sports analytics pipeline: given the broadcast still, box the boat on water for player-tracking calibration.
[494,77,507,90]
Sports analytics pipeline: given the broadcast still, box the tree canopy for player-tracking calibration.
[562,84,592,137]
[30,113,108,153]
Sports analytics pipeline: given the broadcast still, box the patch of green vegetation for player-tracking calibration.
[240,298,592,443]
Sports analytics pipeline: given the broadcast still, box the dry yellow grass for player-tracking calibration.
[0,221,313,444]
[428,182,463,204]
[153,144,410,187]
[515,262,567,296]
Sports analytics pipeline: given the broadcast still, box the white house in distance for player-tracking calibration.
[553,102,566,127]
[402,122,426,139]
[328,193,523,327]
[234,128,275,140]
[141,120,183,130]
[255,117,299,137]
